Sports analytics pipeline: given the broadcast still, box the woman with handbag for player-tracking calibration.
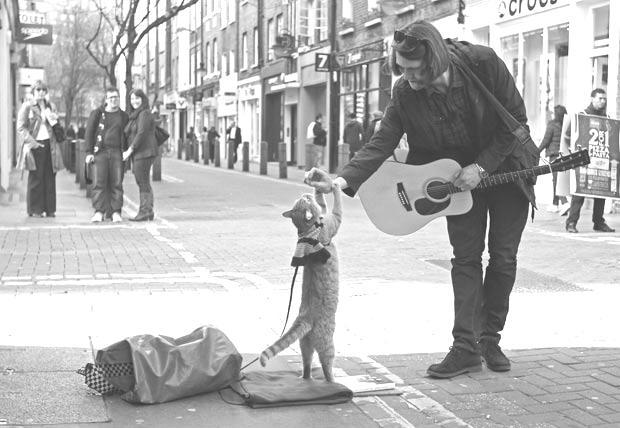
[123,89,158,221]
[16,80,65,218]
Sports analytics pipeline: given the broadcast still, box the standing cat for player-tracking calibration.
[259,182,342,382]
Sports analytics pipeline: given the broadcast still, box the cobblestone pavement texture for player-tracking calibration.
[1,158,619,427]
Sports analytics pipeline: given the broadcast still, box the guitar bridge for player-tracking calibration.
[396,182,412,212]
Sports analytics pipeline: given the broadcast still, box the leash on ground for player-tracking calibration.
[240,266,299,371]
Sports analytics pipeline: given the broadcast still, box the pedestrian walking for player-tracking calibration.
[343,113,364,160]
[123,89,158,222]
[226,121,242,164]
[16,80,65,218]
[85,87,129,223]
[538,105,569,214]
[306,20,540,379]
[564,89,615,233]
[207,126,219,163]
[312,113,326,167]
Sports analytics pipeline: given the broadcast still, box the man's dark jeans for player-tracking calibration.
[446,184,529,353]
[92,149,124,213]
[566,196,606,226]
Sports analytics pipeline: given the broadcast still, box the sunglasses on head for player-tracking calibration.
[393,30,419,44]
[34,87,47,92]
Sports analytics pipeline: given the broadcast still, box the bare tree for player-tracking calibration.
[42,5,105,128]
[86,0,199,104]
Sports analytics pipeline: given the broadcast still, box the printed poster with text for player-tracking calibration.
[571,114,620,199]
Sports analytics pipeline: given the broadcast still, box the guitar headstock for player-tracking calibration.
[550,149,591,172]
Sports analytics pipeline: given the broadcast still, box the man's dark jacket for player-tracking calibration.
[339,40,538,207]
[85,106,129,155]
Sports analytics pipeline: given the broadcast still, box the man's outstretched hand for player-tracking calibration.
[304,167,333,193]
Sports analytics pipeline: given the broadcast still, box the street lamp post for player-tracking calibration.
[328,0,340,173]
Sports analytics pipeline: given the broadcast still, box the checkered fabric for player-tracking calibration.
[77,362,134,395]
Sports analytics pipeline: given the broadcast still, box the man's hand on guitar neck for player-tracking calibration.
[453,164,484,191]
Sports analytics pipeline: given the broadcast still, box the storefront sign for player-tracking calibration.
[17,22,53,45]
[497,0,567,21]
[571,114,620,199]
[341,40,387,68]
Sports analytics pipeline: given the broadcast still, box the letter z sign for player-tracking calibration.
[315,53,331,72]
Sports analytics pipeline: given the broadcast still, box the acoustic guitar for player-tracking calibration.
[357,149,590,236]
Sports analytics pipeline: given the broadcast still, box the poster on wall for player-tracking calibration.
[570,114,620,199]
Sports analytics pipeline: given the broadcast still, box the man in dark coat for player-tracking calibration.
[306,20,540,379]
[85,87,129,223]
[226,121,242,164]
[343,113,364,160]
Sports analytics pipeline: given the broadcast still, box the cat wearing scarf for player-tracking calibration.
[259,179,342,382]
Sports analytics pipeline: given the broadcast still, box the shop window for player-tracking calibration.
[592,56,608,91]
[593,5,609,47]
[548,23,569,109]
[523,29,543,136]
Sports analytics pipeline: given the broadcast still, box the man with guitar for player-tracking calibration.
[306,20,541,379]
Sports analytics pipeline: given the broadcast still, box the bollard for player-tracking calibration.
[74,139,82,182]
[227,139,235,169]
[337,143,350,174]
[177,138,183,160]
[203,139,210,165]
[77,139,87,190]
[242,141,249,172]
[214,137,221,167]
[185,139,191,161]
[304,143,315,172]
[278,142,287,179]
[193,140,200,163]
[68,139,76,173]
[260,141,268,175]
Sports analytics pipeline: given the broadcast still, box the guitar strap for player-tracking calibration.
[450,52,535,149]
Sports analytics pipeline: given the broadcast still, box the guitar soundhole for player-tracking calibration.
[425,180,450,202]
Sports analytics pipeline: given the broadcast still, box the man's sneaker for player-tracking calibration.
[427,347,482,379]
[546,205,559,213]
[112,212,123,223]
[566,222,578,233]
[480,340,511,372]
[91,212,104,223]
[593,222,615,232]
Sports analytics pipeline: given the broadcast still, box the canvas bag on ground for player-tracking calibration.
[91,325,242,404]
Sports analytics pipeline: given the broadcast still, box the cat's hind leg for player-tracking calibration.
[299,335,314,379]
[317,345,335,382]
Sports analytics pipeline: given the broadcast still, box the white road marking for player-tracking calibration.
[357,356,471,427]
[162,174,184,183]
[166,157,309,188]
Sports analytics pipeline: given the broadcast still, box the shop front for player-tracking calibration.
[488,0,618,139]
[237,75,261,161]
[298,47,328,168]
[338,39,391,143]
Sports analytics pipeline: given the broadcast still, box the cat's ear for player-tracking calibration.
[282,210,293,218]
[305,210,313,221]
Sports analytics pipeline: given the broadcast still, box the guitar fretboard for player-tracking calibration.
[446,164,554,194]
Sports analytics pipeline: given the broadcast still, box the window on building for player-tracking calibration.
[342,0,353,20]
[593,5,609,47]
[213,38,218,72]
[316,0,327,41]
[229,51,235,74]
[367,0,379,12]
[206,42,211,73]
[267,18,274,61]
[221,0,228,26]
[288,0,298,37]
[228,0,236,24]
[241,32,248,70]
[276,13,283,35]
[223,52,228,75]
[253,27,259,66]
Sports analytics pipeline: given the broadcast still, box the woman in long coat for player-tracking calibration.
[16,80,65,217]
[123,89,159,221]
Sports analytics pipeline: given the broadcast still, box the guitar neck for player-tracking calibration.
[447,164,554,193]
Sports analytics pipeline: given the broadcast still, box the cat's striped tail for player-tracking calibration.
[260,318,312,366]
